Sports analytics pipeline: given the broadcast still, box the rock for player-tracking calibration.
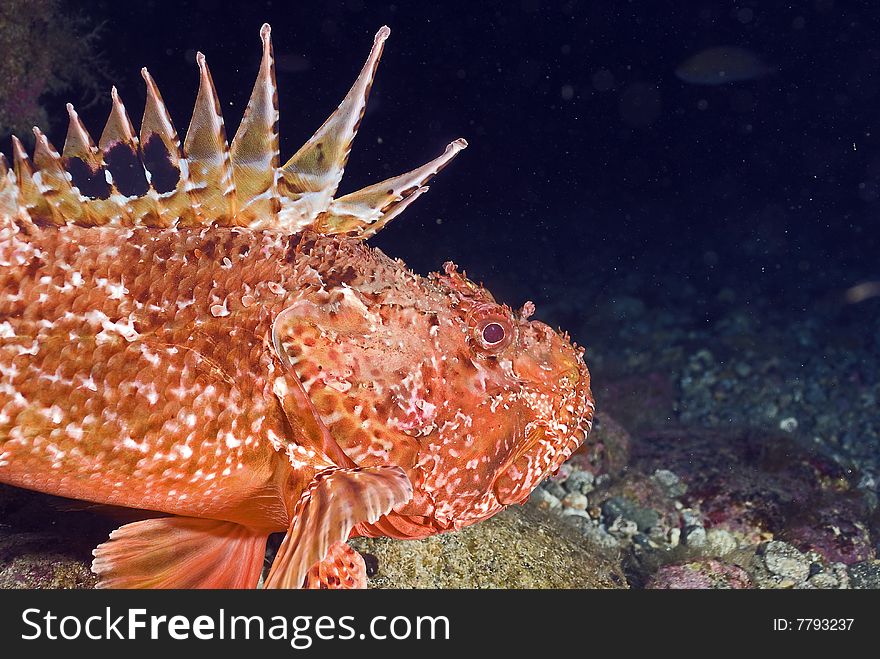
[350,502,627,589]
[781,498,875,565]
[627,427,875,557]
[705,528,738,556]
[568,411,631,477]
[651,469,687,498]
[543,481,568,501]
[561,492,588,510]
[563,469,595,495]
[779,417,798,433]
[647,559,752,589]
[529,488,561,512]
[0,534,97,589]
[683,525,707,548]
[847,560,880,589]
[600,495,661,533]
[762,541,810,582]
[800,571,839,589]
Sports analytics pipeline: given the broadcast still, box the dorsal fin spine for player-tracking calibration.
[1,25,464,237]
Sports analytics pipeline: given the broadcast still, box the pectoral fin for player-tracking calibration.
[264,465,412,589]
[92,517,267,588]
[302,541,367,589]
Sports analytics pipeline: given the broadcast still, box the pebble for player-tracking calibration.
[847,560,880,589]
[544,481,568,500]
[683,525,707,548]
[762,541,810,582]
[552,463,573,483]
[561,508,590,519]
[561,492,589,510]
[608,518,639,538]
[706,528,738,556]
[601,496,660,532]
[564,469,595,495]
[651,469,687,498]
[801,571,839,589]
[779,417,798,433]
[532,489,561,511]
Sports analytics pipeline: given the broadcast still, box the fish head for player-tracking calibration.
[408,262,594,528]
[277,236,594,534]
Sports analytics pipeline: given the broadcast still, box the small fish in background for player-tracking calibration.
[675,46,775,85]
[845,281,880,304]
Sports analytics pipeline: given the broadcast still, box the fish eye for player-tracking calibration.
[467,304,515,354]
[482,322,505,345]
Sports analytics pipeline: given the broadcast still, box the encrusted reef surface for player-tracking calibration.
[535,413,878,589]
[351,501,626,589]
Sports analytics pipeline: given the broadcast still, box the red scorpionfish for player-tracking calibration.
[0,25,594,588]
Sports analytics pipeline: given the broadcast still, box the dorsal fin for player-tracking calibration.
[32,127,94,225]
[139,67,197,227]
[231,23,280,228]
[101,87,163,226]
[319,138,468,237]
[277,26,390,232]
[62,103,125,226]
[1,24,465,237]
[11,135,59,224]
[0,153,33,234]
[184,52,237,225]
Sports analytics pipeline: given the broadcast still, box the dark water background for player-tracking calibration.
[58,0,878,305]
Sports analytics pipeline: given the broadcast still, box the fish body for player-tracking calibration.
[0,25,593,588]
[676,45,775,85]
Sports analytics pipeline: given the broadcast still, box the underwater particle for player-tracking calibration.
[561,84,574,100]
[697,99,709,110]
[675,46,775,85]
[845,281,880,304]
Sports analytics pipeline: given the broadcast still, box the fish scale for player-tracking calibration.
[0,23,593,589]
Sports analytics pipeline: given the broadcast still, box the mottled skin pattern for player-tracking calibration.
[0,226,593,545]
